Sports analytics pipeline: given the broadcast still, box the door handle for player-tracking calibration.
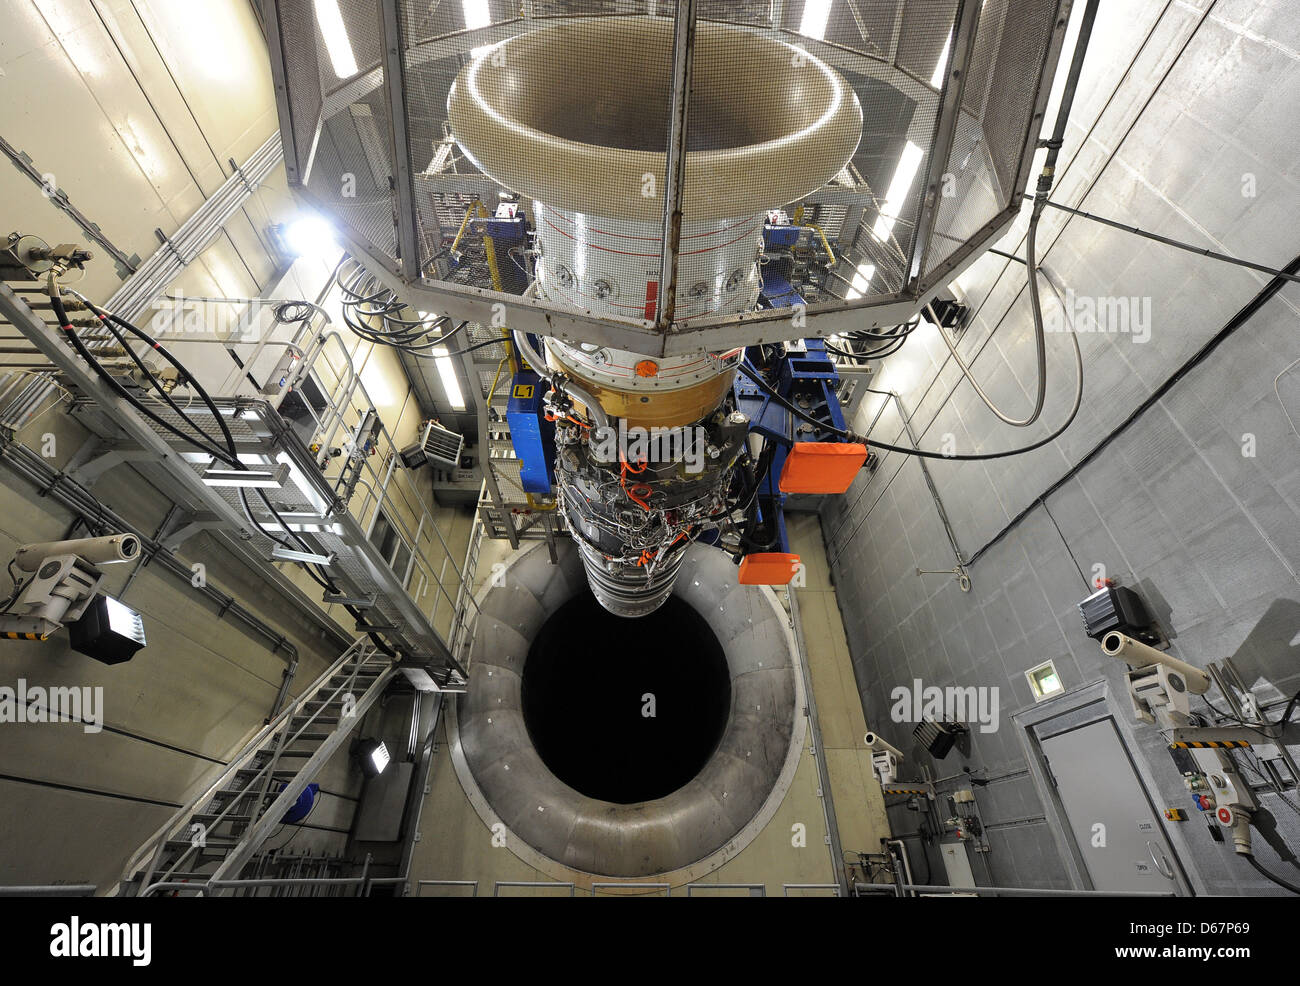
[1147,841,1175,880]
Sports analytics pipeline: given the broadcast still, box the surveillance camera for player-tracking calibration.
[2,534,141,640]
[13,534,140,573]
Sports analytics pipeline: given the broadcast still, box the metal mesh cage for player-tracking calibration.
[264,0,1070,353]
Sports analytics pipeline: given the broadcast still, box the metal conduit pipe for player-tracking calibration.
[510,330,609,430]
[449,539,806,881]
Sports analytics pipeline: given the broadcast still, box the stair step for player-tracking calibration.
[191,812,253,824]
[230,768,298,782]
[289,715,340,727]
[283,731,333,742]
[165,837,237,852]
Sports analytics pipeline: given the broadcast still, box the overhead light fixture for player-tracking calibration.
[846,262,875,300]
[313,0,358,79]
[1026,660,1064,701]
[202,464,290,489]
[432,344,467,411]
[872,141,925,244]
[462,0,491,29]
[355,738,391,777]
[271,546,334,566]
[799,0,832,41]
[931,32,953,88]
[282,215,341,260]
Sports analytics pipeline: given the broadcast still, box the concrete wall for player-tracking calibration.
[822,0,1300,895]
[0,0,472,891]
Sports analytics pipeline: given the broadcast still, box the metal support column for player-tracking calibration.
[656,0,697,329]
[378,0,423,280]
[908,0,983,283]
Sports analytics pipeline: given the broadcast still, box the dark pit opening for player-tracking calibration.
[521,593,731,804]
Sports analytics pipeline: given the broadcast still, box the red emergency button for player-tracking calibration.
[1216,806,1234,826]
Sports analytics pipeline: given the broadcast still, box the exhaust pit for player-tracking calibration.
[521,594,732,805]
[450,540,804,880]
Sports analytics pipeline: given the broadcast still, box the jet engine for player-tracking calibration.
[447,15,863,615]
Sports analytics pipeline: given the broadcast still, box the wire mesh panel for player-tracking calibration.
[265,0,1069,346]
[921,0,1062,280]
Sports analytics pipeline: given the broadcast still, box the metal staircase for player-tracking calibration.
[122,639,395,896]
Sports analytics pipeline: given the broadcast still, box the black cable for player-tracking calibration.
[0,559,30,614]
[1246,854,1300,895]
[77,296,303,552]
[736,360,1083,462]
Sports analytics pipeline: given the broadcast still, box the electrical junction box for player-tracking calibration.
[506,370,556,494]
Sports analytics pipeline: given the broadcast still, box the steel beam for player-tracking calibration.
[0,283,256,538]
[657,0,697,329]
[378,0,424,280]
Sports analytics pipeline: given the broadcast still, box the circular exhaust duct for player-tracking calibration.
[449,539,804,880]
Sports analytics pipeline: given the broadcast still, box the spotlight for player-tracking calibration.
[68,594,147,666]
[354,738,390,777]
[279,216,341,261]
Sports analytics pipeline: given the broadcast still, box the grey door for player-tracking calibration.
[1040,718,1180,893]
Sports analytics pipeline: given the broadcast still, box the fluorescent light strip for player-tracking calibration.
[462,0,491,29]
[846,262,876,300]
[872,141,925,244]
[432,345,467,411]
[202,464,290,489]
[931,32,952,88]
[799,0,832,41]
[313,0,357,79]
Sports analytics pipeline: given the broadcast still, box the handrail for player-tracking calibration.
[685,883,767,896]
[493,881,576,896]
[853,882,1177,898]
[120,637,375,887]
[416,879,479,897]
[292,325,480,629]
[143,875,409,898]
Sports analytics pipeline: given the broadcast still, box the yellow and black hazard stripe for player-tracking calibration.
[1170,740,1251,750]
[883,787,933,796]
[2,631,48,641]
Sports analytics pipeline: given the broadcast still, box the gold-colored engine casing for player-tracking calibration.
[547,350,734,429]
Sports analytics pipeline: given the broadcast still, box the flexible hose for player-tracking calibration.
[927,202,1050,428]
[1246,854,1300,895]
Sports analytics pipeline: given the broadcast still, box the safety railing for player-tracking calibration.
[684,883,767,896]
[443,507,485,667]
[285,319,481,645]
[0,884,97,897]
[590,882,671,896]
[854,882,1178,898]
[415,880,479,897]
[492,881,576,897]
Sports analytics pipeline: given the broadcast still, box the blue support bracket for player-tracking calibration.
[505,369,555,494]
